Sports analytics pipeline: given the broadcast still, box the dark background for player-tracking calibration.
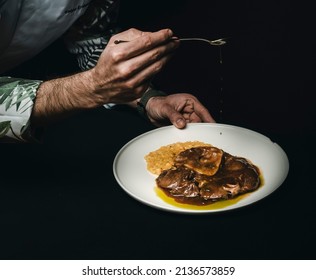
[118,0,315,135]
[1,0,315,260]
[6,0,315,135]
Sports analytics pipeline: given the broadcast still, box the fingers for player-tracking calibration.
[110,45,177,87]
[178,97,215,123]
[120,52,174,89]
[126,40,178,74]
[147,94,216,129]
[169,111,187,129]
[191,103,216,123]
[110,28,176,58]
[92,28,179,104]
[169,108,215,129]
[107,28,179,90]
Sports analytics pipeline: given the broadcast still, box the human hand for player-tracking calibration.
[145,93,216,128]
[89,28,179,105]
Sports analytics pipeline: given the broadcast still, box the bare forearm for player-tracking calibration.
[30,28,179,126]
[31,70,101,126]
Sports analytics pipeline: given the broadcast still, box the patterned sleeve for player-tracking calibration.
[0,0,121,141]
[0,76,42,141]
[63,0,121,71]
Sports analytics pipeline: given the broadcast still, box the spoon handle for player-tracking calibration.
[114,37,227,46]
[177,37,227,46]
[178,38,210,43]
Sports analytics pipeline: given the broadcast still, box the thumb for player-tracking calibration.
[168,111,186,129]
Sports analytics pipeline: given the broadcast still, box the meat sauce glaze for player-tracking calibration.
[156,146,261,206]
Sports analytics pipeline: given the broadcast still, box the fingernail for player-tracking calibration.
[176,118,185,127]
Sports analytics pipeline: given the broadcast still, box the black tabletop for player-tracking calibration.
[0,106,315,260]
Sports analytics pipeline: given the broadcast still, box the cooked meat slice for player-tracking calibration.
[170,182,200,197]
[155,146,261,206]
[221,153,260,192]
[174,146,223,176]
[156,166,195,189]
[198,176,241,200]
[200,181,229,200]
[223,183,242,196]
[224,155,249,171]
[238,166,261,192]
[156,166,200,197]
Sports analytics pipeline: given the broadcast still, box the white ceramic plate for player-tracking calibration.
[113,123,289,214]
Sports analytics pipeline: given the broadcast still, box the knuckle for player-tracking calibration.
[124,80,137,91]
[151,49,160,61]
[142,35,153,48]
[117,66,131,79]
[163,28,172,39]
[134,86,145,96]
[120,64,138,79]
[128,27,139,34]
[127,28,144,38]
[111,50,124,62]
[154,61,163,73]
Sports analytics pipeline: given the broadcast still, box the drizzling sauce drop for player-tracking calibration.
[218,45,225,122]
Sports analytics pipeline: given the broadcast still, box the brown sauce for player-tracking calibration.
[155,187,249,210]
[155,146,263,209]
[156,173,264,211]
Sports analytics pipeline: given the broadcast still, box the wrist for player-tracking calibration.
[136,89,167,118]
[81,69,105,108]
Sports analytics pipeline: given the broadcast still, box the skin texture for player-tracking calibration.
[32,28,215,128]
[146,94,215,128]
